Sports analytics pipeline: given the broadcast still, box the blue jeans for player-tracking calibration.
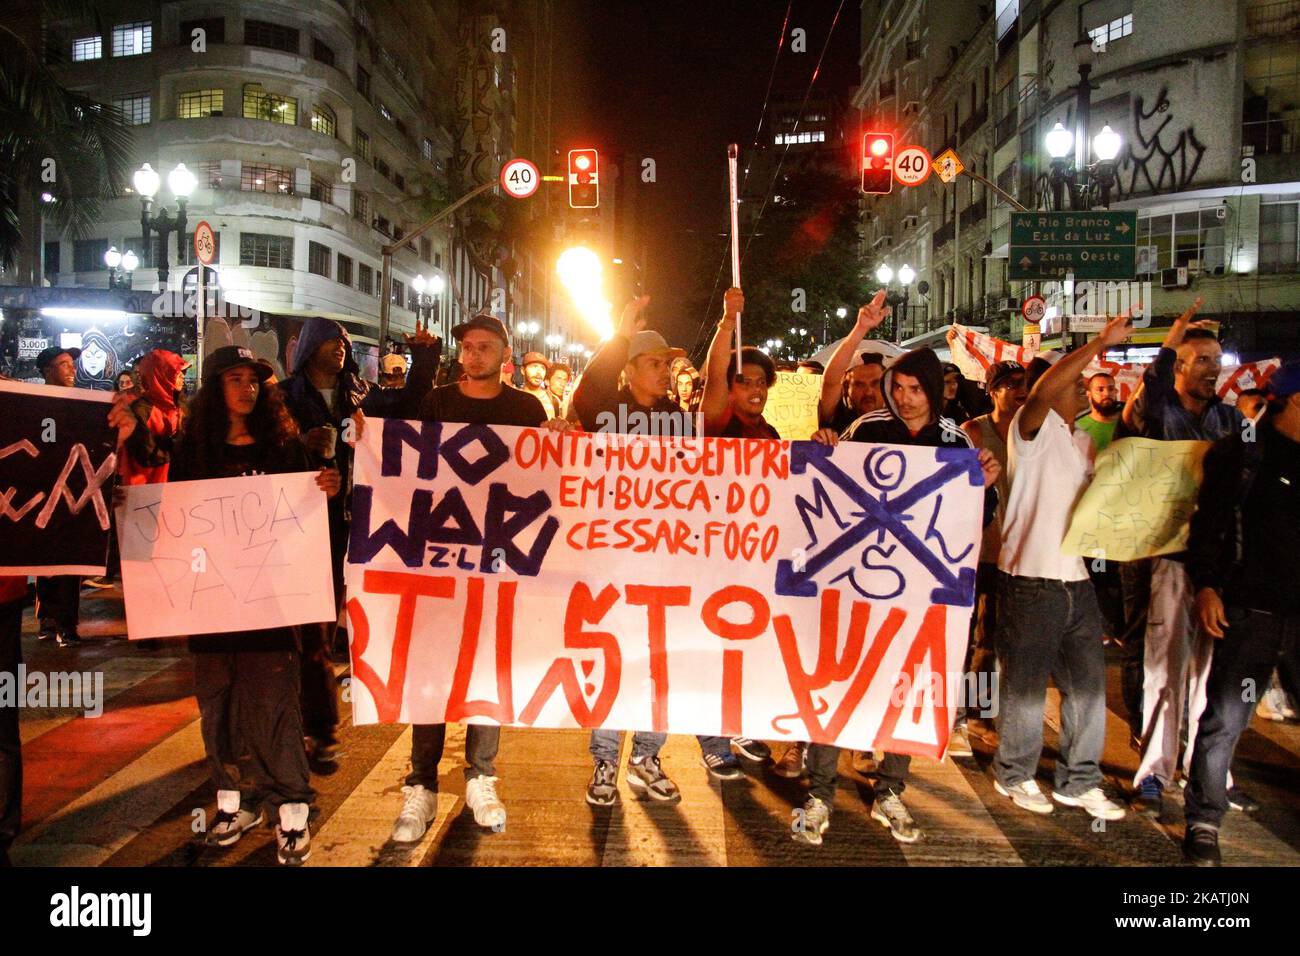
[993,574,1106,796]
[1185,606,1300,828]
[589,732,730,763]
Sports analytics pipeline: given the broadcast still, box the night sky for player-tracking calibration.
[557,0,862,350]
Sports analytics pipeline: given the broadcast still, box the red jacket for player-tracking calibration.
[118,349,187,485]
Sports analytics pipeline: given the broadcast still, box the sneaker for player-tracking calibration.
[1053,786,1127,821]
[626,755,681,803]
[994,778,1054,815]
[870,790,921,843]
[1131,775,1164,816]
[55,630,81,648]
[946,723,973,758]
[772,743,807,779]
[275,802,311,865]
[307,737,340,773]
[37,623,57,642]
[702,751,744,781]
[390,784,438,842]
[1183,823,1222,867]
[206,790,264,846]
[465,775,507,830]
[850,750,877,775]
[1258,685,1298,722]
[731,737,771,762]
[1227,787,1259,813]
[81,576,113,590]
[586,759,619,807]
[791,796,830,846]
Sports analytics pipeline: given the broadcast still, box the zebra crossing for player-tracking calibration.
[11,599,1300,868]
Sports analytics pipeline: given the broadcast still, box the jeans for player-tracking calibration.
[300,623,340,745]
[587,731,731,764]
[806,746,910,805]
[0,599,22,852]
[1185,606,1300,828]
[961,562,1001,722]
[407,723,500,788]
[193,649,315,809]
[993,574,1106,796]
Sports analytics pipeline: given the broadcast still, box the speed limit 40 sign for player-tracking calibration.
[894,146,932,187]
[500,158,539,199]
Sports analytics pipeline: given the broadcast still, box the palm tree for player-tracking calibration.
[0,1,135,281]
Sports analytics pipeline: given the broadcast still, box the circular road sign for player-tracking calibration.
[894,146,932,187]
[500,158,540,199]
[1022,295,1047,324]
[193,221,217,266]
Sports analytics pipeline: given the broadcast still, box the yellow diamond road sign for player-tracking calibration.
[934,149,964,184]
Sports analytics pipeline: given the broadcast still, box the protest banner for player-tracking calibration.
[1062,437,1209,562]
[345,420,986,758]
[948,324,1278,404]
[765,371,822,441]
[116,472,335,639]
[0,379,116,574]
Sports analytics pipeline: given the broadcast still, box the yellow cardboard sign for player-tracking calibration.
[766,371,822,441]
[933,148,965,184]
[1062,437,1210,562]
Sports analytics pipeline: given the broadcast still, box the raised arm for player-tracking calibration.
[700,288,743,431]
[1019,312,1134,440]
[571,295,648,431]
[818,289,889,425]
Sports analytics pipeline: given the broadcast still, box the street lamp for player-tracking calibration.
[133,162,196,284]
[896,264,915,342]
[1044,37,1125,211]
[876,263,894,285]
[104,246,138,290]
[836,307,848,319]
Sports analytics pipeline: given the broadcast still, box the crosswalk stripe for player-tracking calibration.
[890,752,1025,865]
[17,652,185,744]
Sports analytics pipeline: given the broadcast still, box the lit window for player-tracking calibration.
[72,37,102,61]
[177,89,224,119]
[1087,13,1133,46]
[112,93,151,126]
[240,163,295,195]
[198,161,224,188]
[239,233,293,269]
[243,84,297,124]
[310,104,337,138]
[112,21,152,57]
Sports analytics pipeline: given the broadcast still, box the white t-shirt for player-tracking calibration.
[998,406,1095,582]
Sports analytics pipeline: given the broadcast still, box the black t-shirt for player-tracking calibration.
[167,437,316,653]
[1237,430,1300,614]
[827,401,860,435]
[418,383,548,427]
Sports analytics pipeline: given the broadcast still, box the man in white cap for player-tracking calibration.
[379,353,408,389]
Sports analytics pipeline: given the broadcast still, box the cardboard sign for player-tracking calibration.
[116,472,335,639]
[765,371,822,441]
[0,380,116,574]
[344,420,986,758]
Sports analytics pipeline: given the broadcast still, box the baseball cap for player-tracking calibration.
[986,360,1026,391]
[36,346,81,372]
[521,351,550,369]
[380,353,407,374]
[1264,360,1300,400]
[627,330,687,363]
[204,345,274,384]
[451,312,509,346]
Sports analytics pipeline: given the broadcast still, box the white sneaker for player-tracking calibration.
[275,802,311,865]
[391,784,437,843]
[1053,786,1127,821]
[207,789,264,846]
[465,775,507,830]
[994,778,1054,814]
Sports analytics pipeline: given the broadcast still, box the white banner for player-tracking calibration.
[344,420,986,758]
[116,473,335,639]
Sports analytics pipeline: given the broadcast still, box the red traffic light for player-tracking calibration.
[861,133,894,195]
[568,148,599,208]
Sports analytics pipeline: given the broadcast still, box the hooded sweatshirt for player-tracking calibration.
[119,349,188,485]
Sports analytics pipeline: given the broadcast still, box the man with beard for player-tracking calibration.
[1120,300,1249,817]
[1077,372,1122,452]
[817,290,890,434]
[520,351,551,407]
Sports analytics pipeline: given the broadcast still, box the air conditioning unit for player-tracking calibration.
[1188,258,1202,274]
[1161,267,1190,289]
[998,297,1021,312]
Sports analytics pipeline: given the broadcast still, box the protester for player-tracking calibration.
[959,360,1029,751]
[941,362,984,424]
[1071,371,1128,643]
[992,312,1133,822]
[378,353,408,389]
[34,346,85,647]
[520,351,551,405]
[792,341,1000,846]
[168,345,341,864]
[817,291,890,436]
[797,360,825,375]
[1120,299,1250,817]
[116,370,136,392]
[279,318,439,770]
[1182,361,1300,865]
[1077,372,1122,452]
[1236,388,1266,422]
[544,363,572,419]
[672,366,699,413]
[387,313,557,843]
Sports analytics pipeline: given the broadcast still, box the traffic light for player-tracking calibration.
[861,133,894,195]
[568,148,599,208]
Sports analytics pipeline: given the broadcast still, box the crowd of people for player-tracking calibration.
[1,290,1297,869]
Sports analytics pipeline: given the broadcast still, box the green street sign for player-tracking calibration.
[1008,210,1137,281]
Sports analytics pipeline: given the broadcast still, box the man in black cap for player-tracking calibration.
[1183,360,1300,865]
[391,312,562,844]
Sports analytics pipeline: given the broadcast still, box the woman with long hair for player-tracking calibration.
[167,346,340,865]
